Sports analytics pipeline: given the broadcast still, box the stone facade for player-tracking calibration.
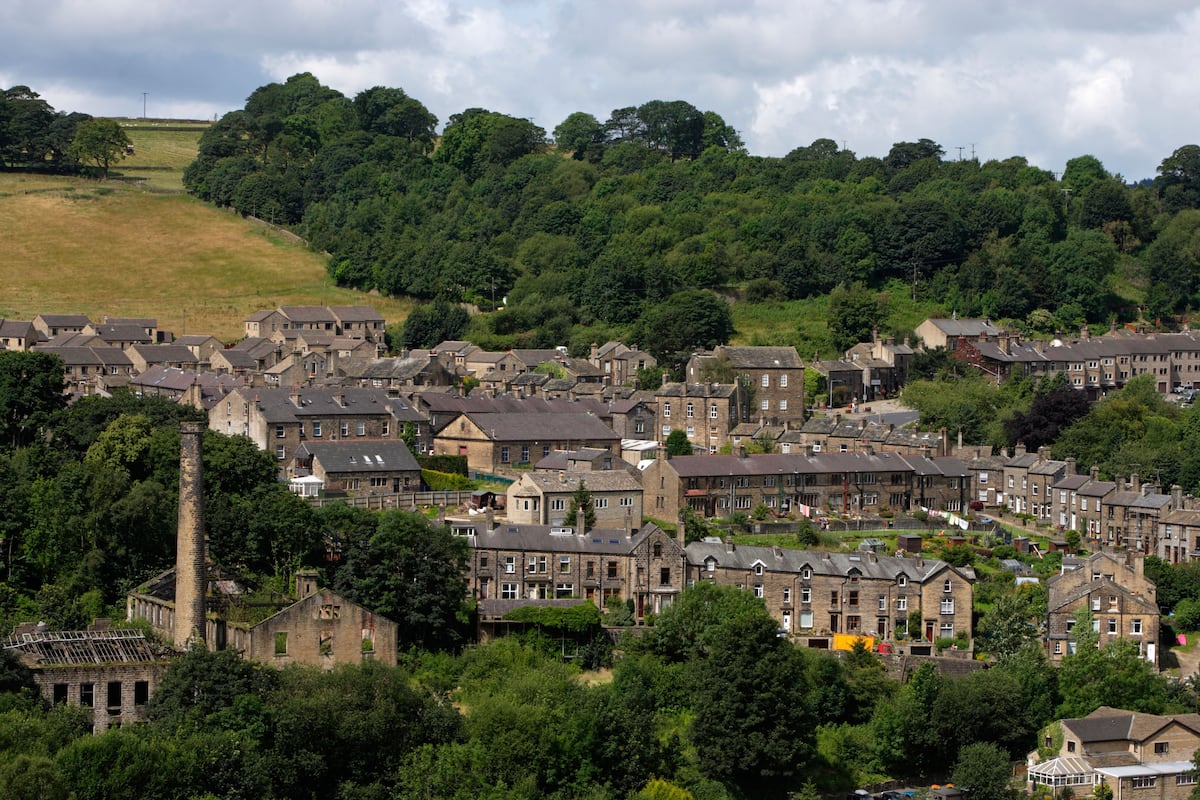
[460,520,687,620]
[685,541,975,641]
[1044,552,1160,665]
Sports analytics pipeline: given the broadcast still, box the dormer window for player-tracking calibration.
[753,563,764,576]
[802,567,811,580]
[705,557,716,572]
[898,575,907,587]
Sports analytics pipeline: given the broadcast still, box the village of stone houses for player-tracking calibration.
[9,307,1200,800]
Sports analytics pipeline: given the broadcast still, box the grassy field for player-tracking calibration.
[0,176,412,342]
[0,119,415,341]
[113,119,209,191]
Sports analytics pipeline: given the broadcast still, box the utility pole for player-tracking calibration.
[142,92,148,119]
[956,146,964,161]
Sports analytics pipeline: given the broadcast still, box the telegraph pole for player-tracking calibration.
[142,92,148,119]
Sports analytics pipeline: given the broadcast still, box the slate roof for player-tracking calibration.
[329,305,383,323]
[464,521,661,555]
[127,344,200,365]
[663,451,927,478]
[280,305,337,324]
[462,411,619,442]
[242,387,426,423]
[924,318,1002,338]
[296,440,420,472]
[656,382,738,398]
[686,540,960,582]
[514,470,642,493]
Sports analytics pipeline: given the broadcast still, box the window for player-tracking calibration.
[686,402,694,418]
[780,374,788,388]
[941,598,954,614]
[780,399,788,410]
[663,402,671,418]
[504,556,516,574]
[801,587,811,603]
[501,583,518,599]
[521,446,529,463]
[559,556,570,573]
[939,622,954,638]
[710,404,718,419]
[594,497,608,509]
[479,553,488,569]
[1054,641,1063,655]
[275,445,285,460]
[1131,777,1156,789]
[1155,742,1170,755]
[943,579,952,593]
[52,683,68,704]
[760,398,770,411]
[80,682,94,707]
[340,421,349,437]
[705,557,716,572]
[802,567,812,580]
[879,595,887,611]
[555,583,573,598]
[898,575,907,587]
[662,425,671,437]
[134,681,149,706]
[754,584,764,598]
[313,421,322,437]
[783,588,792,603]
[500,446,510,463]
[274,632,288,655]
[753,563,764,576]
[551,498,565,511]
[275,424,285,438]
[897,597,907,611]
[1108,618,1117,634]
[607,561,618,579]
[761,374,770,387]
[356,421,366,436]
[799,611,814,629]
[1131,619,1143,635]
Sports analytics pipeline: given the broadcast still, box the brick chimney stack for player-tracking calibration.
[175,422,207,650]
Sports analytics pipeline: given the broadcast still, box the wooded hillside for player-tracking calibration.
[177,73,1200,365]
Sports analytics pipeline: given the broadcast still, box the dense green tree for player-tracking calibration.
[565,480,596,528]
[553,111,606,161]
[1003,376,1091,451]
[396,298,471,350]
[665,429,694,457]
[646,582,770,662]
[147,647,277,733]
[633,289,734,373]
[0,86,57,167]
[67,118,130,177]
[827,282,884,352]
[951,742,1015,800]
[1156,144,1200,212]
[0,351,67,449]
[334,511,470,651]
[690,613,815,798]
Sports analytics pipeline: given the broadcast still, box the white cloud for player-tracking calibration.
[3,0,1200,178]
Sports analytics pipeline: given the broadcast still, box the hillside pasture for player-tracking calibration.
[0,173,412,341]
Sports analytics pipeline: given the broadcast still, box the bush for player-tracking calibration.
[1174,597,1200,631]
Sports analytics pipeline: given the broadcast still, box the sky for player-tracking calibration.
[3,0,1199,181]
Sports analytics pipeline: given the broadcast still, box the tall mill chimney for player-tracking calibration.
[175,422,207,649]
